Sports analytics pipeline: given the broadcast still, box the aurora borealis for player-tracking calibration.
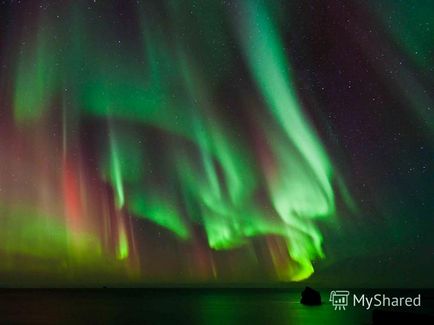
[0,0,433,287]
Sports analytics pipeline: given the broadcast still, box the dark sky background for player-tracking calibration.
[0,0,432,287]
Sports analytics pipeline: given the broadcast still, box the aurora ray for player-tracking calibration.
[6,0,431,287]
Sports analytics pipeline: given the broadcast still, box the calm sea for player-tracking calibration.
[0,289,432,324]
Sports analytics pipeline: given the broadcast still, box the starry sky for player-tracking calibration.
[0,0,432,287]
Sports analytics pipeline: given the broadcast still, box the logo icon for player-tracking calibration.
[330,290,350,310]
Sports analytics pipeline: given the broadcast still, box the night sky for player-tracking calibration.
[0,0,432,287]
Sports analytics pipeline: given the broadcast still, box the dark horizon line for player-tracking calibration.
[0,285,432,291]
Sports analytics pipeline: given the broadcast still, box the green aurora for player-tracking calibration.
[2,0,431,287]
